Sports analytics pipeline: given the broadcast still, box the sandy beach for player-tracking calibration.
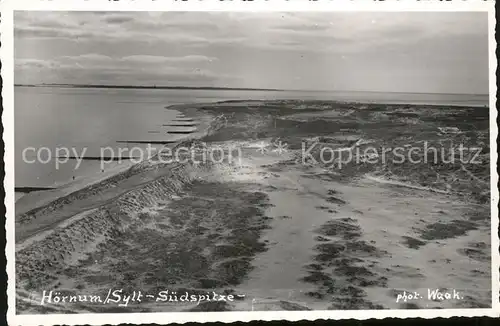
[15,99,491,313]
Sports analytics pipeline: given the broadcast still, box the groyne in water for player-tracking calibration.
[15,187,56,194]
[163,123,197,127]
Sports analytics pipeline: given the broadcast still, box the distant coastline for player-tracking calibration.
[14,83,489,97]
[14,83,285,92]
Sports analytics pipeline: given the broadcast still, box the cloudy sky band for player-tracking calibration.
[15,11,489,93]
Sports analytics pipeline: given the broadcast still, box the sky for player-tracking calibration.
[14,11,489,94]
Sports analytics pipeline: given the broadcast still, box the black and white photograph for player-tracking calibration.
[3,1,498,324]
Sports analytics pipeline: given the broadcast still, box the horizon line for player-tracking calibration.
[13,83,489,97]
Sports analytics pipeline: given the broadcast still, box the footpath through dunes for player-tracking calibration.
[15,99,492,313]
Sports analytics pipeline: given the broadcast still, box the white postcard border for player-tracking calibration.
[1,0,498,324]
